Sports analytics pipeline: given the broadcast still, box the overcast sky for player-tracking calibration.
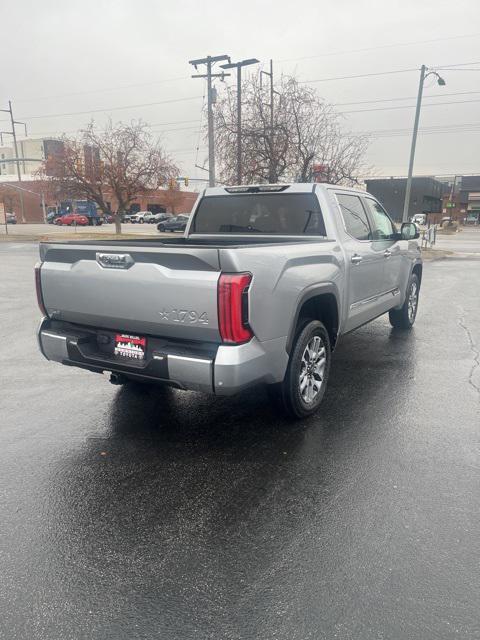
[2,0,480,185]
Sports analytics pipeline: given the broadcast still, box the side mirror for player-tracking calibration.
[401,222,420,240]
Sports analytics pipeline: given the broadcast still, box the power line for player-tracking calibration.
[302,68,420,84]
[353,121,480,137]
[368,127,480,138]
[15,76,192,104]
[8,34,480,105]
[14,95,203,120]
[333,89,480,107]
[18,118,203,138]
[278,33,480,63]
[339,97,480,115]
[362,122,480,134]
[435,67,480,71]
[301,59,480,84]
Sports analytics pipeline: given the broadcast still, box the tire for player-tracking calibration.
[389,273,420,330]
[139,219,144,224]
[268,319,331,419]
[158,225,165,232]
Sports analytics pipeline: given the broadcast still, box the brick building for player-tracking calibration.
[439,175,480,224]
[0,177,198,223]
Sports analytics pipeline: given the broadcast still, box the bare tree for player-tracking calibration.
[213,74,370,186]
[41,120,178,233]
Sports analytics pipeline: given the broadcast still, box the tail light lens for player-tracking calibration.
[218,273,253,344]
[35,263,47,317]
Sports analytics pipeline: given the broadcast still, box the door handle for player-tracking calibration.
[384,250,392,258]
[351,254,363,264]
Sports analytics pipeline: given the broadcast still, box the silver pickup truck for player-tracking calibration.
[36,183,422,418]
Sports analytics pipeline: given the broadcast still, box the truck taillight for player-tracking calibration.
[35,263,47,317]
[218,273,253,344]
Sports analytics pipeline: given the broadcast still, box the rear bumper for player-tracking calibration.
[37,319,288,395]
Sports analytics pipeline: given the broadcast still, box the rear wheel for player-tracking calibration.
[268,320,331,419]
[389,273,419,329]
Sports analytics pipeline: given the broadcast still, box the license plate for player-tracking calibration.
[114,334,146,360]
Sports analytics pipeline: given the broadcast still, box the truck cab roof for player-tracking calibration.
[202,182,366,197]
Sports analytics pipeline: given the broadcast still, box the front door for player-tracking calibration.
[362,197,408,311]
[336,192,387,332]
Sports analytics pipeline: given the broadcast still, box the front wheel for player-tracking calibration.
[158,225,165,232]
[268,320,331,419]
[389,273,420,329]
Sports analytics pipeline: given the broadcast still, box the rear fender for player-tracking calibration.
[286,283,341,353]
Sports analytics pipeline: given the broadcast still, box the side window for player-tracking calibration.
[337,193,371,241]
[363,198,396,240]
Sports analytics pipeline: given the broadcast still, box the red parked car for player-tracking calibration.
[55,214,89,226]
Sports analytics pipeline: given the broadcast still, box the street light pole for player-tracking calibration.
[220,58,259,185]
[402,65,446,222]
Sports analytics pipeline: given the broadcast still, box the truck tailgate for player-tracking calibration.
[39,243,222,342]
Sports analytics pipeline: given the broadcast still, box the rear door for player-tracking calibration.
[335,192,387,332]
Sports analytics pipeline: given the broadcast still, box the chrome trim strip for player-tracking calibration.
[350,287,400,310]
[168,355,212,364]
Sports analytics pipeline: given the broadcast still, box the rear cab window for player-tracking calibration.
[192,193,326,235]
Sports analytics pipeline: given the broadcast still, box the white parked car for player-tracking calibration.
[130,211,154,224]
[411,214,426,225]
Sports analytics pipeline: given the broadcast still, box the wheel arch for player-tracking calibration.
[286,284,340,354]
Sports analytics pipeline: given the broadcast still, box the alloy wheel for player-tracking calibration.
[299,335,326,404]
[408,281,418,322]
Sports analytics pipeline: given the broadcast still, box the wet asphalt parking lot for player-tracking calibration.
[1,243,479,640]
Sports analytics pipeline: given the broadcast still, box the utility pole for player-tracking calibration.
[189,55,230,187]
[220,58,259,185]
[403,66,446,222]
[0,101,27,222]
[261,60,276,183]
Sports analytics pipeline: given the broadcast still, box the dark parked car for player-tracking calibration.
[6,212,17,224]
[157,214,189,233]
[152,212,170,223]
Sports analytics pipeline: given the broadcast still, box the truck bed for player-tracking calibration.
[38,236,334,344]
